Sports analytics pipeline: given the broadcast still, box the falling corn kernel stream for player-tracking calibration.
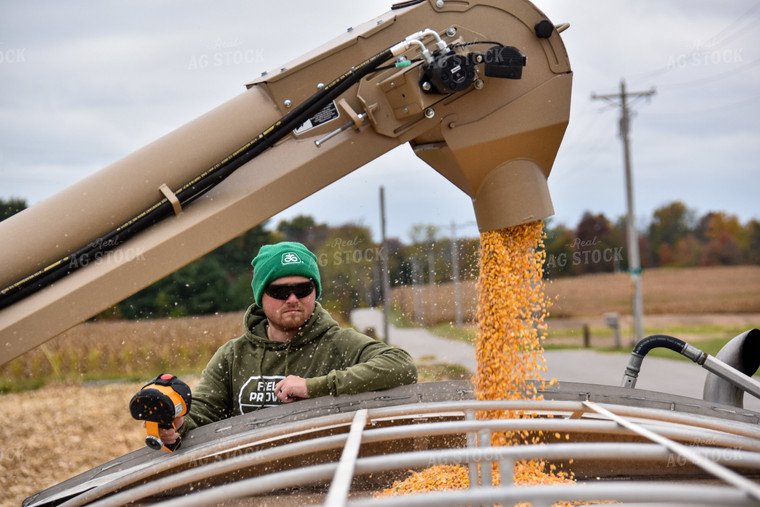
[378,222,576,500]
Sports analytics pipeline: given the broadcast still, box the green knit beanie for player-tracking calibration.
[251,242,321,306]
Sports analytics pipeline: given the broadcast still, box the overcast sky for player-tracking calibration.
[1,1,758,243]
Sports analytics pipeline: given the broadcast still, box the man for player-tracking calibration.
[157,241,417,445]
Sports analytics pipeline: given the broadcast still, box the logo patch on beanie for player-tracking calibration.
[281,252,303,265]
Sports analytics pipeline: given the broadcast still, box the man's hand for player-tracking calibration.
[157,415,184,445]
[275,375,309,403]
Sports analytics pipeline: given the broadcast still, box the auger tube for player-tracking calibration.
[0,46,398,312]
[0,0,572,364]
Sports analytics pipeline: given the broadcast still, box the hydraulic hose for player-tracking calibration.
[622,333,760,405]
[632,334,693,357]
[621,334,706,389]
[0,45,401,312]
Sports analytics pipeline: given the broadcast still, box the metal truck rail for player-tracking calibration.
[24,380,760,506]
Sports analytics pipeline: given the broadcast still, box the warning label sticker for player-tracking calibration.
[293,101,340,135]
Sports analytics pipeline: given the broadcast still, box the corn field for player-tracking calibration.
[393,265,760,325]
[1,313,243,389]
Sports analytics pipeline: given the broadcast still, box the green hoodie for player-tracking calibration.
[182,303,417,434]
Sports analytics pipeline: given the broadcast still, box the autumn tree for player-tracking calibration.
[543,220,578,277]
[698,212,744,266]
[315,223,378,318]
[573,212,625,274]
[745,219,760,265]
[276,214,330,251]
[672,234,702,266]
[649,201,696,266]
[406,223,441,285]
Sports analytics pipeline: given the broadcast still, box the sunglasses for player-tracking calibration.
[264,280,315,300]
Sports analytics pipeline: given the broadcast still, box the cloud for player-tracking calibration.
[1,0,758,243]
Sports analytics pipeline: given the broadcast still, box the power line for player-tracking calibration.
[646,93,760,117]
[591,80,655,346]
[701,2,760,50]
[656,57,760,91]
[626,2,760,85]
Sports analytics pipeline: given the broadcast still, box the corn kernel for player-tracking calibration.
[376,223,577,501]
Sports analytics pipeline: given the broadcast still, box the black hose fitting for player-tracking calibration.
[622,334,707,389]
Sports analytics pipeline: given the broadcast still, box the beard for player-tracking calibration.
[268,301,313,332]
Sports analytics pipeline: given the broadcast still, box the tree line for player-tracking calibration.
[544,201,760,277]
[2,198,757,320]
[112,215,482,320]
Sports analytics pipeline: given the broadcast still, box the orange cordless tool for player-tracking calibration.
[129,373,192,452]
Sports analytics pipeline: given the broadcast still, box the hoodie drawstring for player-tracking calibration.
[257,342,292,376]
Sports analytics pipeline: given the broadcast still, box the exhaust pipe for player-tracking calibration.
[703,329,760,408]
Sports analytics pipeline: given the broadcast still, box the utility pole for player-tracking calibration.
[379,186,391,344]
[592,79,655,345]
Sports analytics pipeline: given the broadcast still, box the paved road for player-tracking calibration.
[351,308,478,373]
[350,308,760,411]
